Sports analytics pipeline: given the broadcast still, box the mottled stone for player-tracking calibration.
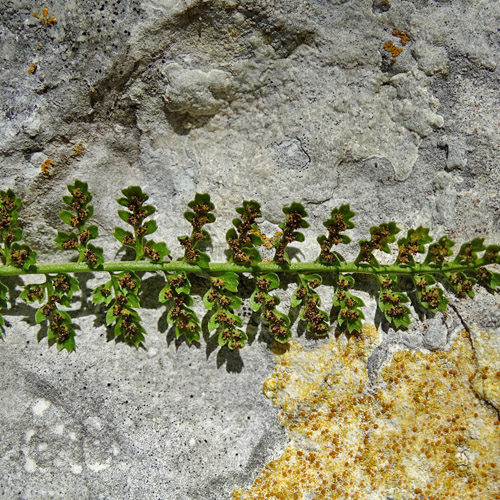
[234,326,500,499]
[1,0,500,498]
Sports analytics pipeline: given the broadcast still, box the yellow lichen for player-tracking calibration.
[392,29,410,46]
[72,142,85,158]
[383,41,403,62]
[41,158,54,177]
[233,325,500,499]
[32,8,57,27]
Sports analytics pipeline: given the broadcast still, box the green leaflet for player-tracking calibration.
[445,272,476,298]
[159,271,201,344]
[274,202,309,265]
[476,267,500,291]
[318,204,355,265]
[424,236,455,265]
[454,237,485,264]
[92,271,146,348]
[0,188,36,270]
[114,185,169,263]
[414,274,448,314]
[203,272,246,350]
[179,193,215,267]
[292,274,329,335]
[226,200,263,266]
[57,180,103,268]
[333,275,365,334]
[250,273,291,343]
[377,275,411,329]
[396,226,433,265]
[26,274,80,352]
[356,221,400,265]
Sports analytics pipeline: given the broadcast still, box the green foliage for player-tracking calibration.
[203,272,247,349]
[317,204,355,265]
[291,274,329,335]
[377,275,411,329]
[179,193,215,268]
[356,221,400,265]
[333,275,365,333]
[159,271,201,344]
[56,180,104,268]
[93,271,146,347]
[114,185,169,263]
[0,188,37,336]
[226,200,263,265]
[250,273,291,342]
[0,188,36,270]
[396,226,433,265]
[274,202,309,264]
[425,236,455,265]
[20,273,80,352]
[0,179,498,353]
[413,274,448,313]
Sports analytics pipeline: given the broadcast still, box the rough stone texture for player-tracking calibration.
[1,0,500,499]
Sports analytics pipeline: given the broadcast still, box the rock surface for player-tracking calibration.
[235,327,500,499]
[1,0,500,499]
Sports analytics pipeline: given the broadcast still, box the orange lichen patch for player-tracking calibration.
[383,41,403,61]
[72,142,85,158]
[41,158,54,176]
[233,326,500,499]
[32,8,57,26]
[392,29,410,46]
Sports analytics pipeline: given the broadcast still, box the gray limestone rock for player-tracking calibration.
[1,0,500,498]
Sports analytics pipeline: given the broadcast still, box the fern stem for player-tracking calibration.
[0,259,490,277]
